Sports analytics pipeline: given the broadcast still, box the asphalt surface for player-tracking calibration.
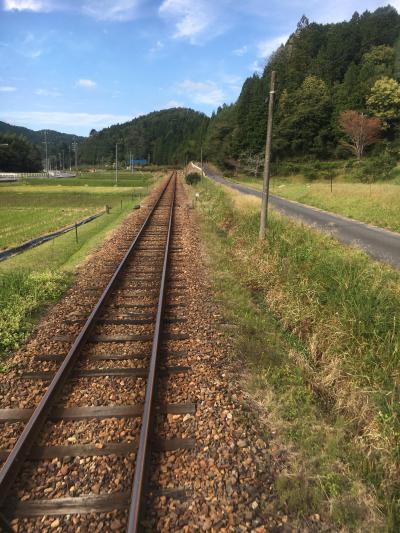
[201,164,400,270]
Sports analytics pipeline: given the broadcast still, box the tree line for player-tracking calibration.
[0,133,42,172]
[203,6,400,172]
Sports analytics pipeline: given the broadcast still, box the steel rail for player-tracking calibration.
[0,174,174,508]
[127,173,176,532]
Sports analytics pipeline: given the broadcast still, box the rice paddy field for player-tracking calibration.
[0,170,158,365]
[0,170,154,249]
[229,174,400,233]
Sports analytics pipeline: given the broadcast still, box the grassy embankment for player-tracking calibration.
[0,170,156,366]
[192,178,400,531]
[226,163,400,233]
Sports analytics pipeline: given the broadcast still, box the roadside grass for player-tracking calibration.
[0,177,153,250]
[0,175,157,367]
[226,173,400,233]
[193,179,400,531]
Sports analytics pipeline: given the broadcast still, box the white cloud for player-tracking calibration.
[76,78,97,89]
[257,34,289,58]
[1,111,132,129]
[0,86,17,92]
[14,31,48,59]
[233,45,248,57]
[36,88,61,97]
[82,0,141,21]
[164,99,182,108]
[159,0,227,43]
[3,0,141,20]
[177,79,224,106]
[149,40,164,54]
[4,0,52,11]
[28,49,43,58]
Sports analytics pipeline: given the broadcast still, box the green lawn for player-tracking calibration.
[227,174,400,233]
[0,170,154,249]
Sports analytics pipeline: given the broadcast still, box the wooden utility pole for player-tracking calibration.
[259,70,276,240]
[115,143,118,185]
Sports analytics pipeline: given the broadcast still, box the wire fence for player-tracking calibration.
[0,210,106,262]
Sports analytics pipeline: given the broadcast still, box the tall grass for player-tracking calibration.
[229,174,400,232]
[0,270,70,363]
[196,179,400,530]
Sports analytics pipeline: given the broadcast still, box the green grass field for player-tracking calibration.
[0,170,157,365]
[192,179,400,531]
[24,170,152,187]
[0,170,154,249]
[227,173,400,233]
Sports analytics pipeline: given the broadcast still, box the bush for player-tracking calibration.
[352,152,397,183]
[185,172,201,185]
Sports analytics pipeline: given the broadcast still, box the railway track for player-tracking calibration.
[0,173,195,532]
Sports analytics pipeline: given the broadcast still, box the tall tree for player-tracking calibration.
[274,76,332,157]
[367,76,400,124]
[339,110,381,159]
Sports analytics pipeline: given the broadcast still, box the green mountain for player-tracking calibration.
[0,121,84,168]
[79,107,208,166]
[203,5,400,168]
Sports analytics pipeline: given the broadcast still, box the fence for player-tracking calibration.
[0,172,77,181]
[0,210,106,262]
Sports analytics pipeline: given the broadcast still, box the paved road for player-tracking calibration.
[201,164,400,269]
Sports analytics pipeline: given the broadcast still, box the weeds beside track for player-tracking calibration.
[194,178,400,531]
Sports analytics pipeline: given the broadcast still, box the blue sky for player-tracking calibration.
[0,0,398,135]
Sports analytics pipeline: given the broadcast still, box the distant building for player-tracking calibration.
[131,159,147,166]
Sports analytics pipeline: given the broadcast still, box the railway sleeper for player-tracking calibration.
[20,365,191,380]
[1,487,191,518]
[0,437,195,462]
[0,402,196,422]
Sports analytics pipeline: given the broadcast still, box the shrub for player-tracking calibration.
[185,172,201,185]
[352,152,397,183]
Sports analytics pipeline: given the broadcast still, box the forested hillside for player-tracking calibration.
[0,133,42,172]
[204,5,400,169]
[79,108,208,165]
[0,121,83,167]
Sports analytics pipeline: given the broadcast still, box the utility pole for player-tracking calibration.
[200,126,205,180]
[43,130,49,176]
[200,145,204,180]
[115,143,118,185]
[72,141,78,171]
[259,70,276,240]
[184,152,188,178]
[69,145,72,171]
